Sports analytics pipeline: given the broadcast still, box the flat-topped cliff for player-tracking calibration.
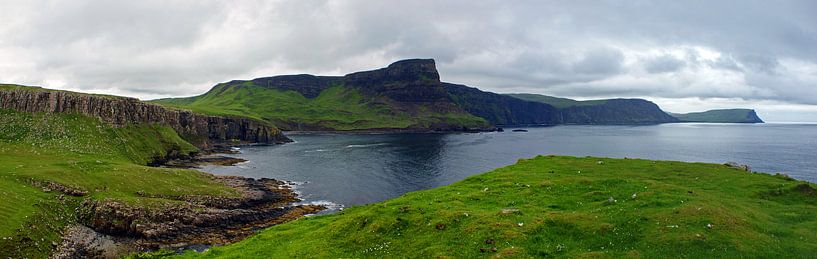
[0,85,289,148]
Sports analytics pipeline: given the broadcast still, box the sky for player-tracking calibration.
[1,1,816,122]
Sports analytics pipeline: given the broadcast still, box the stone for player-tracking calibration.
[724,162,751,172]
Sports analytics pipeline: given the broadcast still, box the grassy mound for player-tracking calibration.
[154,83,487,131]
[185,156,817,258]
[0,109,236,257]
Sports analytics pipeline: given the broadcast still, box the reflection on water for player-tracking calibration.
[202,123,817,210]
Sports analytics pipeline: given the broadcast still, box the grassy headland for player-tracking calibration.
[671,109,764,123]
[183,156,817,258]
[154,83,487,131]
[0,109,236,257]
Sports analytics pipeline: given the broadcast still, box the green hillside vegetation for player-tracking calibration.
[506,93,608,108]
[672,109,764,123]
[181,156,817,258]
[154,83,487,131]
[0,109,236,257]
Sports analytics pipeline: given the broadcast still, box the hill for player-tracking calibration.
[178,156,817,258]
[672,109,764,123]
[153,59,492,132]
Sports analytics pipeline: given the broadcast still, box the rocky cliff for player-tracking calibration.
[0,86,289,148]
[445,84,679,125]
[558,99,679,124]
[444,83,562,125]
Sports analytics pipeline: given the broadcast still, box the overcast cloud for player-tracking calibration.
[1,0,816,122]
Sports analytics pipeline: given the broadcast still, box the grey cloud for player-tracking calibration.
[645,55,686,74]
[0,0,815,119]
[571,48,624,75]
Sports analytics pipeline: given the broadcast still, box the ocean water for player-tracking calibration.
[201,123,817,210]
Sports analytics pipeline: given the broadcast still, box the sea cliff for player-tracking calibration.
[0,86,289,148]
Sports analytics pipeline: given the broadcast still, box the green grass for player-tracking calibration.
[181,156,817,258]
[507,93,608,108]
[0,109,236,257]
[153,83,488,131]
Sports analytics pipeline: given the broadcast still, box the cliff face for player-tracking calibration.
[0,88,289,148]
[444,83,561,125]
[558,99,679,124]
[445,84,679,125]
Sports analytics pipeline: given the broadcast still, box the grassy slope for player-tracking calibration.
[0,109,236,257]
[185,156,817,258]
[506,93,608,109]
[153,83,487,131]
[672,109,762,123]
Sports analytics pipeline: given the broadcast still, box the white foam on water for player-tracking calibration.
[296,200,345,214]
[345,143,388,148]
[305,149,331,153]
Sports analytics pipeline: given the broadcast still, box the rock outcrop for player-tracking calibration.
[0,87,289,148]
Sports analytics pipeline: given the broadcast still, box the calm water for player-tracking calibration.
[202,123,817,210]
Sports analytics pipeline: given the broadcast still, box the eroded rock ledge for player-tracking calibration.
[0,88,290,148]
[54,176,325,258]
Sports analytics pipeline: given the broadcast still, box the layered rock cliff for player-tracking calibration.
[0,86,289,148]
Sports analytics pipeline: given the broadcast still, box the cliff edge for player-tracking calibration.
[0,85,290,149]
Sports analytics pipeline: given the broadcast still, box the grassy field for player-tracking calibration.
[180,156,817,258]
[0,109,236,257]
[153,83,488,131]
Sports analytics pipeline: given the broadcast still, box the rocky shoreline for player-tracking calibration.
[53,153,324,258]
